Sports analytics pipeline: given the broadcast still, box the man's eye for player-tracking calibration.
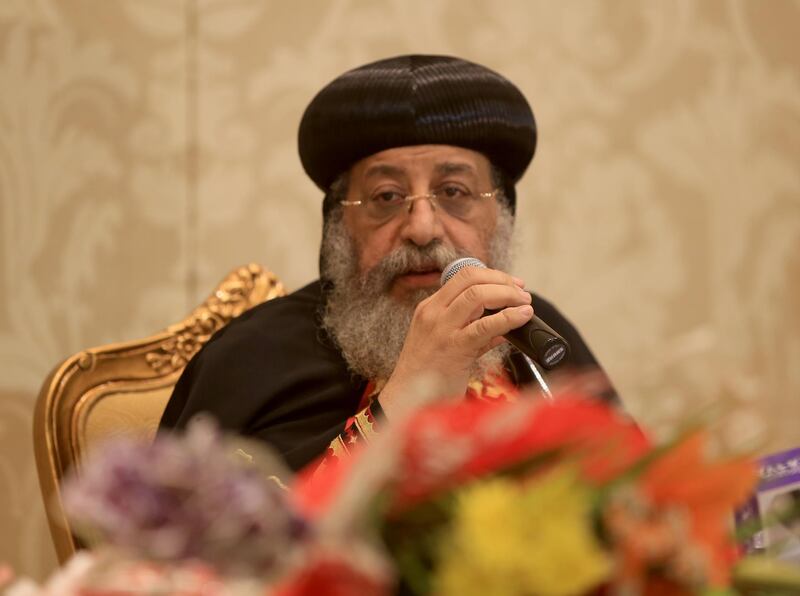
[371,191,403,204]
[439,185,471,199]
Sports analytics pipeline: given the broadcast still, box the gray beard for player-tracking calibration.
[320,207,515,383]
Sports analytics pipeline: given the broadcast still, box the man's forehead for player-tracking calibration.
[352,145,491,180]
[361,162,479,181]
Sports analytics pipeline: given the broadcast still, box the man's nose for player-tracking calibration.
[399,195,443,246]
[401,196,444,246]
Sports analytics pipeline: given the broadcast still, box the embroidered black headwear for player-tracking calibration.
[298,54,536,215]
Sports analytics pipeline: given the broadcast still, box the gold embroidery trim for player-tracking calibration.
[328,434,350,457]
[353,407,378,444]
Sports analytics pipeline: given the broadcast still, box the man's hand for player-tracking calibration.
[378,266,533,418]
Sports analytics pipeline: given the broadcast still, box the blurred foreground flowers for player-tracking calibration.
[7,388,799,595]
[433,471,610,595]
[62,416,303,575]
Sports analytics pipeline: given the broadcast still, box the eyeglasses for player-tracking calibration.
[340,186,500,222]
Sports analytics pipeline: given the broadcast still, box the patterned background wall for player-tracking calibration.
[1,0,798,579]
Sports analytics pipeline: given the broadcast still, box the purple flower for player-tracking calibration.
[62,416,303,575]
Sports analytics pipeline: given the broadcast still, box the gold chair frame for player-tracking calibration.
[33,264,285,563]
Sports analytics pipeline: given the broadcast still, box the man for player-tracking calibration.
[160,55,613,471]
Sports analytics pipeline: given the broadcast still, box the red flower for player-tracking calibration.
[395,395,649,506]
[272,557,388,596]
[293,395,650,517]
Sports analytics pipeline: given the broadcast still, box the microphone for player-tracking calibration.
[440,257,570,369]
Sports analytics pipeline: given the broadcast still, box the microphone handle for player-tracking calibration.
[485,295,570,369]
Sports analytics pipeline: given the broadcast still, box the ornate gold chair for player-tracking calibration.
[33,264,285,564]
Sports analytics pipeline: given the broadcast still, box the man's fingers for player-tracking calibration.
[434,266,523,308]
[462,304,533,346]
[448,283,531,323]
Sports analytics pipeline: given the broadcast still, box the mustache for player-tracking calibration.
[360,242,463,292]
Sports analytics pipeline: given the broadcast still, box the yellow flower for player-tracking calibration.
[433,469,610,596]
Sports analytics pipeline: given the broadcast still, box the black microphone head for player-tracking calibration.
[440,257,487,286]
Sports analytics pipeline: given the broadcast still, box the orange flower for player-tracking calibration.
[607,431,757,591]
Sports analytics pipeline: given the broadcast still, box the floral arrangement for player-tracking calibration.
[5,389,800,596]
[291,393,755,595]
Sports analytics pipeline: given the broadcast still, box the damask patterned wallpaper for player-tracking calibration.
[0,0,798,579]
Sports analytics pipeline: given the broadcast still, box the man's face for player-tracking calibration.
[341,145,500,301]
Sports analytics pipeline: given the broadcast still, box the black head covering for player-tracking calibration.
[298,54,536,215]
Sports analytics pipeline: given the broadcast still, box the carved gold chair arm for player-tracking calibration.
[33,263,285,564]
[145,264,285,374]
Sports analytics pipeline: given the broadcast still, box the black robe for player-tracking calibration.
[159,280,612,472]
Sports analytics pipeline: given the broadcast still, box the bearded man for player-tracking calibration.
[159,55,614,471]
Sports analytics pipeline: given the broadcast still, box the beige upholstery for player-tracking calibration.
[33,264,285,563]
